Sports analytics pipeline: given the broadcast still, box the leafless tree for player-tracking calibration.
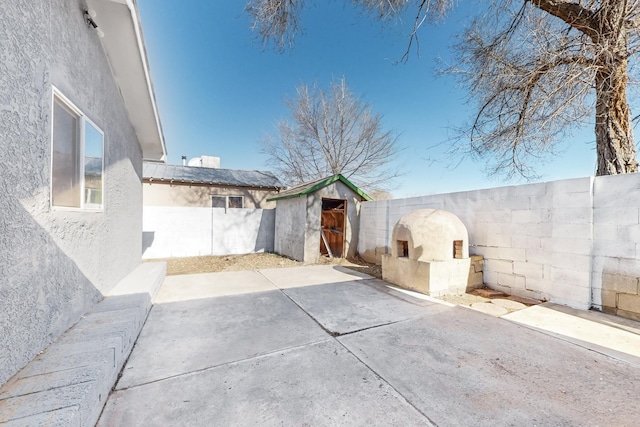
[261,78,400,190]
[246,0,640,178]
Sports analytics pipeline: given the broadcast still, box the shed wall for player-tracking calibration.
[0,0,144,385]
[274,197,307,261]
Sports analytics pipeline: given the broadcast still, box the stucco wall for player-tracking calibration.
[273,197,307,262]
[0,0,144,385]
[304,181,362,264]
[142,207,275,258]
[359,174,640,318]
[143,182,278,209]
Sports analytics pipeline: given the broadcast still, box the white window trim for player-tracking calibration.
[211,195,244,213]
[50,86,105,212]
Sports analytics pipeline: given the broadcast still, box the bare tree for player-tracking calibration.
[451,0,640,178]
[246,0,640,178]
[261,78,400,190]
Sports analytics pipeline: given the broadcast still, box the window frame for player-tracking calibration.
[50,87,105,211]
[211,195,244,212]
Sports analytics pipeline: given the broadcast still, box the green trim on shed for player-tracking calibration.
[267,174,372,202]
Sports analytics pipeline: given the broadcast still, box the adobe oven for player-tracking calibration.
[382,209,470,296]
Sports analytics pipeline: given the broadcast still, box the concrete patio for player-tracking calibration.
[98,265,640,426]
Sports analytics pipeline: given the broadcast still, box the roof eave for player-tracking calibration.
[86,0,167,162]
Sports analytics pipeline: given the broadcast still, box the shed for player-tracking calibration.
[268,175,372,263]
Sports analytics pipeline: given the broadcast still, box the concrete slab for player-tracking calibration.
[282,278,441,335]
[155,270,277,303]
[116,290,328,390]
[470,302,509,317]
[339,306,640,426]
[504,302,640,366]
[491,298,527,311]
[99,340,432,426]
[259,265,371,289]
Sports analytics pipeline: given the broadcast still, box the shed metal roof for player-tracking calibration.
[143,163,284,189]
[267,174,371,201]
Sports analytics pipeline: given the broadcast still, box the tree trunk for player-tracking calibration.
[594,40,638,175]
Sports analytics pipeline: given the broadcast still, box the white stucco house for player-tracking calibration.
[0,0,166,388]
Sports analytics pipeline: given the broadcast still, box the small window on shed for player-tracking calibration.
[398,240,409,258]
[453,240,463,259]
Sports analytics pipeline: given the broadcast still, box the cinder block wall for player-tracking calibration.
[359,174,640,318]
[592,174,640,319]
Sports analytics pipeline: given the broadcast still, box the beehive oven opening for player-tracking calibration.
[397,240,409,258]
[453,240,463,259]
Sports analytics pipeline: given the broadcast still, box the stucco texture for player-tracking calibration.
[0,0,144,386]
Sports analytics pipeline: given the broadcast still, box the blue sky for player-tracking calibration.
[137,1,597,198]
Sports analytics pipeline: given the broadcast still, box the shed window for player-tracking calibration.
[51,89,104,210]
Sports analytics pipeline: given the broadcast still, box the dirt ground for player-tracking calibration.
[150,252,383,279]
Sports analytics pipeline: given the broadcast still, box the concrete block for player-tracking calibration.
[618,224,640,242]
[594,173,640,207]
[551,208,592,225]
[498,247,527,262]
[593,206,639,226]
[497,273,527,289]
[547,293,591,311]
[593,223,619,241]
[474,246,500,260]
[485,259,513,275]
[485,232,512,247]
[526,222,552,238]
[513,261,544,279]
[525,249,551,265]
[551,253,592,273]
[618,293,640,313]
[523,277,553,294]
[552,191,592,209]
[511,235,542,250]
[467,271,484,288]
[601,273,639,294]
[551,267,591,286]
[547,237,593,256]
[546,177,592,194]
[592,239,636,258]
[615,257,640,277]
[511,209,541,224]
[551,223,592,239]
[600,290,617,309]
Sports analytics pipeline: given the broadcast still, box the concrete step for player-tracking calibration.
[0,262,166,427]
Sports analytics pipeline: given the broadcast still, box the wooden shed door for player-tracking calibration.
[320,198,346,258]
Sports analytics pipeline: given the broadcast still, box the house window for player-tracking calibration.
[51,89,104,209]
[211,195,244,210]
[228,196,243,209]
